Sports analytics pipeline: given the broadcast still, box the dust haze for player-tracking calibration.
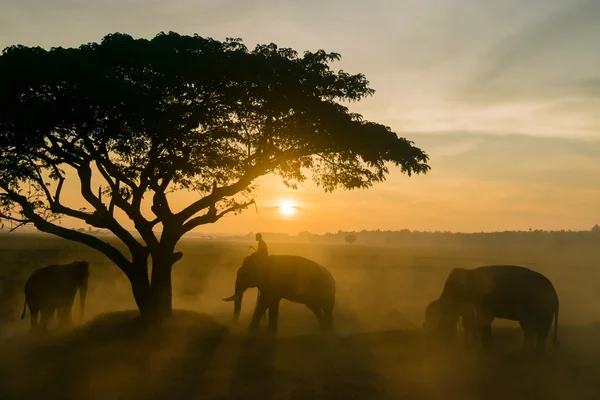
[1,230,600,399]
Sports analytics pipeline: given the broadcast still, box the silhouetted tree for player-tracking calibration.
[0,32,430,320]
[345,234,357,244]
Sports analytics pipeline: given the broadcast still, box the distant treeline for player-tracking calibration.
[226,228,600,249]
[183,229,600,246]
[2,227,600,250]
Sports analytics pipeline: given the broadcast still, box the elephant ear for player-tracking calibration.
[243,253,266,271]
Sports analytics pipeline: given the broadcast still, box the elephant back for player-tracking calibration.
[468,265,559,319]
[267,255,335,297]
[25,262,87,298]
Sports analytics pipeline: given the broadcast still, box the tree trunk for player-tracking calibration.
[123,256,174,322]
[150,262,173,320]
[127,266,152,316]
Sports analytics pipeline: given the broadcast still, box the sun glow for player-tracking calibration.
[278,200,297,218]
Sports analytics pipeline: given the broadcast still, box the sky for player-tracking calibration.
[1,0,599,234]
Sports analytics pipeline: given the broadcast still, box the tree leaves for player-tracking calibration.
[0,31,430,241]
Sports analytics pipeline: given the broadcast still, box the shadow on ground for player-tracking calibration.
[1,310,600,400]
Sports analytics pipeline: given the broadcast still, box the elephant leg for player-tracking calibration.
[519,320,535,356]
[56,308,66,329]
[535,331,549,358]
[479,324,493,350]
[534,317,552,358]
[307,305,326,330]
[62,295,75,327]
[257,291,268,321]
[267,299,281,334]
[477,310,494,350]
[248,294,269,333]
[29,307,39,332]
[65,305,73,326]
[39,307,54,332]
[321,305,334,332]
[463,327,477,350]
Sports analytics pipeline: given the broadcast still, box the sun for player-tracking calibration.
[278,200,297,218]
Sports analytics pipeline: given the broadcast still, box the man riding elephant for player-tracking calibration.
[223,254,336,334]
[249,232,270,321]
[254,233,268,259]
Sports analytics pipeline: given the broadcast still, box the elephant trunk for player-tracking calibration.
[233,278,246,323]
[79,278,88,323]
[222,276,246,324]
[233,294,242,323]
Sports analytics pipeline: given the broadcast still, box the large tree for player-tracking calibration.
[0,32,430,319]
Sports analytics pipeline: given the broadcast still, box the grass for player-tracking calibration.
[1,232,600,399]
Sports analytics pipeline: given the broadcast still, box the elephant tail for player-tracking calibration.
[20,298,27,320]
[553,303,560,350]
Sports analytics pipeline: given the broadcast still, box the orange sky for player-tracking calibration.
[2,1,600,234]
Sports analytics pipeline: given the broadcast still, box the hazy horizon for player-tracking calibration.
[2,223,598,237]
[2,0,599,235]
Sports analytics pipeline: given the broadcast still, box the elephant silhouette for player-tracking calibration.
[223,253,335,334]
[424,265,560,357]
[21,261,90,332]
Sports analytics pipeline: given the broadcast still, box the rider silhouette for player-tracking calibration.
[250,232,269,321]
[255,233,268,258]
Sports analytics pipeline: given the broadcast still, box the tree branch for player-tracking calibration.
[149,217,161,227]
[2,190,133,272]
[109,179,119,216]
[150,189,173,221]
[19,159,98,222]
[8,222,29,232]
[131,143,158,210]
[95,159,124,217]
[176,151,305,224]
[26,156,55,205]
[132,165,150,209]
[76,162,147,252]
[96,155,138,191]
[0,212,29,225]
[94,159,159,248]
[180,199,255,235]
[44,136,84,169]
[54,175,65,204]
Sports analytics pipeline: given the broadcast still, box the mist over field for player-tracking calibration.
[2,230,600,399]
[2,1,599,397]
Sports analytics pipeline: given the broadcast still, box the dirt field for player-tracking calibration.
[1,232,600,399]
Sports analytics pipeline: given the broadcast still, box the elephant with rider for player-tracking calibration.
[423,265,560,357]
[21,260,90,332]
[223,253,336,334]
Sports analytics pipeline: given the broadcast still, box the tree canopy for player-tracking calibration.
[0,31,430,318]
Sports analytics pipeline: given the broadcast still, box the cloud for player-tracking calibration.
[425,138,483,158]
[564,78,600,99]
[408,132,600,190]
[459,0,600,109]
[473,1,600,84]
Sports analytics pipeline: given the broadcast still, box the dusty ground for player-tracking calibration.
[1,233,600,399]
[2,311,600,400]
